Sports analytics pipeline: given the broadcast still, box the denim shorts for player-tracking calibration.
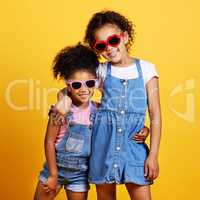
[39,163,90,192]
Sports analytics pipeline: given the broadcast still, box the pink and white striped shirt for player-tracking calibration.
[55,101,97,145]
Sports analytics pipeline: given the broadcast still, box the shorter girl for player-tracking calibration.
[34,44,99,200]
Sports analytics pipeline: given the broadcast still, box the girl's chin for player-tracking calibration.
[109,56,122,64]
[107,54,121,63]
[72,97,90,106]
[78,98,90,104]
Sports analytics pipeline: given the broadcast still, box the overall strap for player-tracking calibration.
[89,101,97,124]
[135,59,143,78]
[107,62,112,75]
[65,112,73,125]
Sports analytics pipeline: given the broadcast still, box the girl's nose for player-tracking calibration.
[105,44,114,53]
[79,83,88,91]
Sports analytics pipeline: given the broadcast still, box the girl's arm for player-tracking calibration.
[45,90,71,177]
[145,77,162,180]
[43,92,71,192]
[43,114,60,192]
[45,115,60,176]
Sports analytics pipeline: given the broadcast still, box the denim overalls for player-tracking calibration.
[56,118,92,170]
[89,59,152,185]
[39,102,96,192]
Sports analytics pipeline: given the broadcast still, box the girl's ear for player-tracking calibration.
[67,86,71,92]
[123,31,129,45]
[67,85,73,96]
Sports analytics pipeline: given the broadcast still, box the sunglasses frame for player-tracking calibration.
[94,33,124,52]
[65,79,97,90]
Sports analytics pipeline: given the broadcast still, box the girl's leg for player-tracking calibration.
[65,190,88,200]
[125,183,151,200]
[96,184,116,200]
[33,181,61,200]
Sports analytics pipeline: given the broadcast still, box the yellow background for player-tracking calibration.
[1,0,200,199]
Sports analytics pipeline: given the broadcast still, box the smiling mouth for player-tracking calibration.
[78,93,90,97]
[108,53,115,58]
[107,49,119,58]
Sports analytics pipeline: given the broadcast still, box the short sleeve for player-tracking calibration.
[96,62,107,89]
[140,60,159,85]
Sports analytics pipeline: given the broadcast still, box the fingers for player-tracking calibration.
[132,133,146,143]
[144,163,148,178]
[42,183,56,194]
[147,166,153,180]
[144,164,159,181]
[133,138,144,143]
[150,168,158,180]
[132,127,149,143]
[42,183,51,193]
[48,105,57,116]
[49,112,65,126]
[54,114,64,125]
[152,166,159,180]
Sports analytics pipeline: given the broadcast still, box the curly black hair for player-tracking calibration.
[53,43,99,80]
[84,10,135,51]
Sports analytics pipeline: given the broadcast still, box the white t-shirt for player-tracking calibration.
[97,59,159,88]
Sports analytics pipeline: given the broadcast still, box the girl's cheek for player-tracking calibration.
[70,90,79,97]
[89,89,95,95]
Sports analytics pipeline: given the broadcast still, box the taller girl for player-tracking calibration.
[84,11,162,200]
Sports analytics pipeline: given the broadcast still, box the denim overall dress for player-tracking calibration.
[39,102,96,190]
[89,59,151,185]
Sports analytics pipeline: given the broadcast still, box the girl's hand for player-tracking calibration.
[48,93,72,126]
[49,108,66,126]
[144,155,159,181]
[132,126,149,143]
[55,95,72,115]
[42,175,58,193]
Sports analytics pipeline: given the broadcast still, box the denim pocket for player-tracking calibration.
[65,133,84,153]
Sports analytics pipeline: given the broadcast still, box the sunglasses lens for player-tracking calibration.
[95,42,106,51]
[85,80,96,88]
[71,82,82,89]
[109,36,121,46]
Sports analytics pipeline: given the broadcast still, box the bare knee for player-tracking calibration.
[33,181,58,200]
[65,189,88,200]
[125,183,151,200]
[96,184,116,200]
